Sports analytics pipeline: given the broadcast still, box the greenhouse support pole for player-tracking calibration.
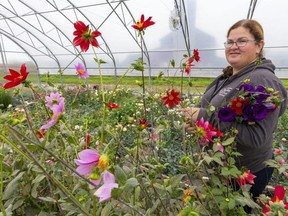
[0,36,8,75]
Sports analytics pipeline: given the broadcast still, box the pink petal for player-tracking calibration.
[78,149,100,163]
[75,164,93,175]
[94,182,118,202]
[102,170,116,184]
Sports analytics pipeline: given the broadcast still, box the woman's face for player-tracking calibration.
[225,26,263,74]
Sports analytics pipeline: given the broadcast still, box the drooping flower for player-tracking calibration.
[94,170,118,203]
[40,100,64,130]
[131,14,155,32]
[193,49,200,62]
[195,117,217,144]
[138,118,150,130]
[74,149,101,176]
[162,89,182,109]
[263,185,288,215]
[184,57,194,74]
[75,63,89,78]
[107,102,120,109]
[236,170,256,186]
[45,92,65,109]
[230,96,248,115]
[73,21,102,52]
[3,64,29,89]
[216,143,224,152]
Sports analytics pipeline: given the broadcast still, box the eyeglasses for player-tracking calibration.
[224,39,256,48]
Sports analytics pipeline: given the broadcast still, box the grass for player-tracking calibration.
[1,74,288,92]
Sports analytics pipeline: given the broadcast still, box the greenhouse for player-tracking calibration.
[1,0,288,215]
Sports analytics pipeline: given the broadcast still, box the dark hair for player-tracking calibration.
[223,19,264,77]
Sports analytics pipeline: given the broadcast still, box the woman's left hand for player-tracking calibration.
[178,107,200,122]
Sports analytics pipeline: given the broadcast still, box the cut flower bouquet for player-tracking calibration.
[218,79,284,124]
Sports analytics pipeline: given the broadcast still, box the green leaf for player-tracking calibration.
[170,59,176,68]
[169,174,185,187]
[131,58,144,72]
[38,197,57,203]
[12,199,24,211]
[32,174,46,184]
[123,177,139,193]
[47,81,54,87]
[3,171,25,200]
[178,206,200,216]
[211,188,223,196]
[203,155,213,165]
[115,165,127,185]
[94,57,107,64]
[100,201,114,216]
[222,137,235,146]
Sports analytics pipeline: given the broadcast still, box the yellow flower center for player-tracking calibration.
[136,21,144,29]
[98,155,109,169]
[168,95,174,101]
[78,69,84,74]
[236,102,242,108]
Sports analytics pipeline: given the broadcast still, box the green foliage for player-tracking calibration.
[0,88,13,110]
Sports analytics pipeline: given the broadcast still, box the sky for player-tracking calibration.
[0,0,288,77]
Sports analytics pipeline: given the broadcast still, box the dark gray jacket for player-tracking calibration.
[198,58,287,173]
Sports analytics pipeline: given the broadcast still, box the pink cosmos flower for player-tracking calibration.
[75,63,89,79]
[74,149,101,176]
[45,92,65,109]
[40,100,64,130]
[236,170,256,187]
[195,118,217,144]
[94,170,118,202]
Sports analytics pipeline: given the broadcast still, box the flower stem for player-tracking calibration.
[0,137,7,216]
[92,47,106,148]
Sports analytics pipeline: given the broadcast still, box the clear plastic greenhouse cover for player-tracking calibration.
[0,0,288,79]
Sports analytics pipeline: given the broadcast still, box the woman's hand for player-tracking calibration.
[183,122,195,134]
[178,107,200,122]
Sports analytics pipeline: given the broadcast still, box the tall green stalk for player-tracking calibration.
[0,135,7,216]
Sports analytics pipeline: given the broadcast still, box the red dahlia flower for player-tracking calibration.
[132,14,155,32]
[236,170,256,186]
[184,57,194,74]
[193,49,200,62]
[161,89,182,109]
[107,102,120,109]
[138,118,150,130]
[230,96,248,115]
[263,185,288,215]
[3,64,29,89]
[195,117,217,144]
[73,21,101,52]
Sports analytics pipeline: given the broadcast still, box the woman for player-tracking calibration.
[180,19,287,199]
